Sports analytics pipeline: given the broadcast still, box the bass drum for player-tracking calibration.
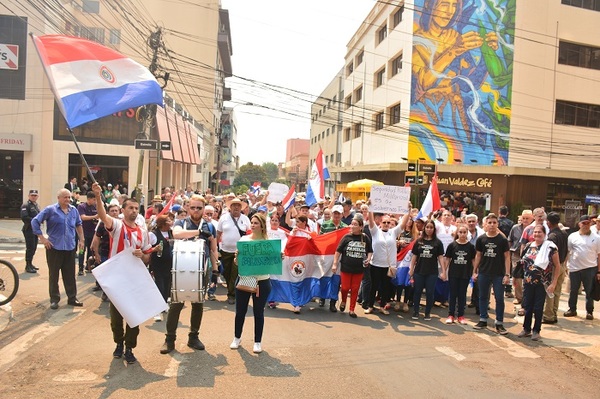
[171,239,207,303]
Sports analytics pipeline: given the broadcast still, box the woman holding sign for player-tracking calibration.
[230,213,273,354]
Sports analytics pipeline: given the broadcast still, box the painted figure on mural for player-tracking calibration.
[410,0,515,164]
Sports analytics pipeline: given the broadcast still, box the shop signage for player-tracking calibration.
[0,44,18,70]
[585,195,600,205]
[0,133,32,151]
[436,176,492,188]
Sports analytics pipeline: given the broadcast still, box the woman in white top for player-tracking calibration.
[230,213,272,354]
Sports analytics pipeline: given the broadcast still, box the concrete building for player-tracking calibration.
[284,138,310,192]
[312,0,600,224]
[219,107,239,189]
[0,0,231,214]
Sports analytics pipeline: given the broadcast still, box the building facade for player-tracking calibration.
[312,0,600,224]
[0,0,231,213]
[285,138,310,192]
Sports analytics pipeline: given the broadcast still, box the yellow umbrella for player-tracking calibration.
[346,179,384,190]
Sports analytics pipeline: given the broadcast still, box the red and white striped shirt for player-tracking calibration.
[107,218,151,258]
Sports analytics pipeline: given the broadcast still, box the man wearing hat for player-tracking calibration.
[21,189,41,273]
[218,197,251,304]
[564,215,600,320]
[341,199,355,225]
[319,204,348,311]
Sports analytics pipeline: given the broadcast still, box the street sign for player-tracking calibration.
[419,163,436,173]
[134,139,157,150]
[159,141,171,151]
[405,175,416,184]
[407,162,416,172]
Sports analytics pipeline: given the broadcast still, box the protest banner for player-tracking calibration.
[369,185,411,214]
[237,239,283,275]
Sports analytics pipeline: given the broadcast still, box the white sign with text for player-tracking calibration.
[369,185,410,214]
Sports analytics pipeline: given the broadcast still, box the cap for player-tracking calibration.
[343,198,353,206]
[580,215,591,223]
[258,205,267,212]
[107,183,113,187]
[300,204,310,209]
[152,195,162,203]
[29,189,38,195]
[171,204,182,212]
[546,211,560,225]
[332,205,343,214]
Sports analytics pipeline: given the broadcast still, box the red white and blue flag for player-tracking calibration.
[305,149,330,207]
[251,181,261,195]
[268,227,350,306]
[281,184,296,211]
[416,174,441,220]
[30,34,163,129]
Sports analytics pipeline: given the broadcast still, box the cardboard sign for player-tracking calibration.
[369,185,410,214]
[237,239,283,276]
[267,182,289,203]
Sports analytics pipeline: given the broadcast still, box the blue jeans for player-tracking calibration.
[523,282,546,333]
[478,274,505,324]
[448,277,470,317]
[413,273,438,316]
[568,267,597,314]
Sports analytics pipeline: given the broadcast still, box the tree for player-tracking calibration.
[262,162,279,185]
[234,162,267,188]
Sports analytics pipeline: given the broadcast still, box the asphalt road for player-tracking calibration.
[1,248,599,399]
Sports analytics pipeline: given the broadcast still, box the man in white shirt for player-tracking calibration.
[564,215,600,320]
[217,198,251,304]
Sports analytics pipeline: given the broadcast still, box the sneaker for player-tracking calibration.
[457,316,467,325]
[293,306,301,314]
[187,336,205,351]
[160,340,175,354]
[113,343,124,358]
[518,329,532,338]
[473,321,487,330]
[517,309,525,316]
[364,308,374,314]
[586,313,594,320]
[208,293,216,301]
[445,316,455,324]
[153,313,162,322]
[124,348,137,364]
[424,314,432,321]
[253,342,262,354]
[531,332,541,341]
[496,324,508,335]
[318,298,325,307]
[268,301,277,309]
[230,337,241,349]
[77,271,84,276]
[227,298,235,305]
[411,312,419,320]
[542,318,558,324]
[563,310,577,317]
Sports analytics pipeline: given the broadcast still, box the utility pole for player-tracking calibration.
[134,28,168,205]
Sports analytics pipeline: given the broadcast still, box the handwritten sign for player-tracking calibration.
[237,239,283,276]
[267,182,289,203]
[369,185,410,214]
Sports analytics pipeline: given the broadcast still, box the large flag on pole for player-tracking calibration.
[30,34,163,129]
[305,149,330,207]
[416,174,441,220]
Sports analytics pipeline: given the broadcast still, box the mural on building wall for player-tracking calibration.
[409,0,515,165]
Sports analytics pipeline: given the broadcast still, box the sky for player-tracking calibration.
[221,0,377,166]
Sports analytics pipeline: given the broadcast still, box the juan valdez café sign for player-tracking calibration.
[436,175,493,188]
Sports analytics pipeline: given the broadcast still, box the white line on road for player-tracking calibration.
[475,333,540,358]
[0,309,86,373]
[435,346,466,361]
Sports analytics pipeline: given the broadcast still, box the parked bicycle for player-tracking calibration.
[0,259,19,306]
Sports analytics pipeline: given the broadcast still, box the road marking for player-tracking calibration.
[475,333,540,358]
[0,309,85,373]
[164,352,187,377]
[53,369,98,382]
[435,346,465,361]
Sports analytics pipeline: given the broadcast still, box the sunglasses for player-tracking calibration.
[189,206,203,211]
[382,222,391,224]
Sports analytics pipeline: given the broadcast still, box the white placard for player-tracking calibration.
[92,248,168,327]
[369,185,411,214]
[267,182,289,203]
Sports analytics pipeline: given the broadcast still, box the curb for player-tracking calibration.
[554,346,600,372]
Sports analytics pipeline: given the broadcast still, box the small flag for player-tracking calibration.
[30,34,163,129]
[337,193,346,204]
[251,181,261,195]
[306,149,330,207]
[416,174,441,220]
[282,184,296,212]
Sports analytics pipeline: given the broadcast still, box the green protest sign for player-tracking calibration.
[236,239,282,276]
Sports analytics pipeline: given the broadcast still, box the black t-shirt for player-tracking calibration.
[337,233,373,274]
[445,241,476,279]
[411,238,444,275]
[475,233,509,276]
